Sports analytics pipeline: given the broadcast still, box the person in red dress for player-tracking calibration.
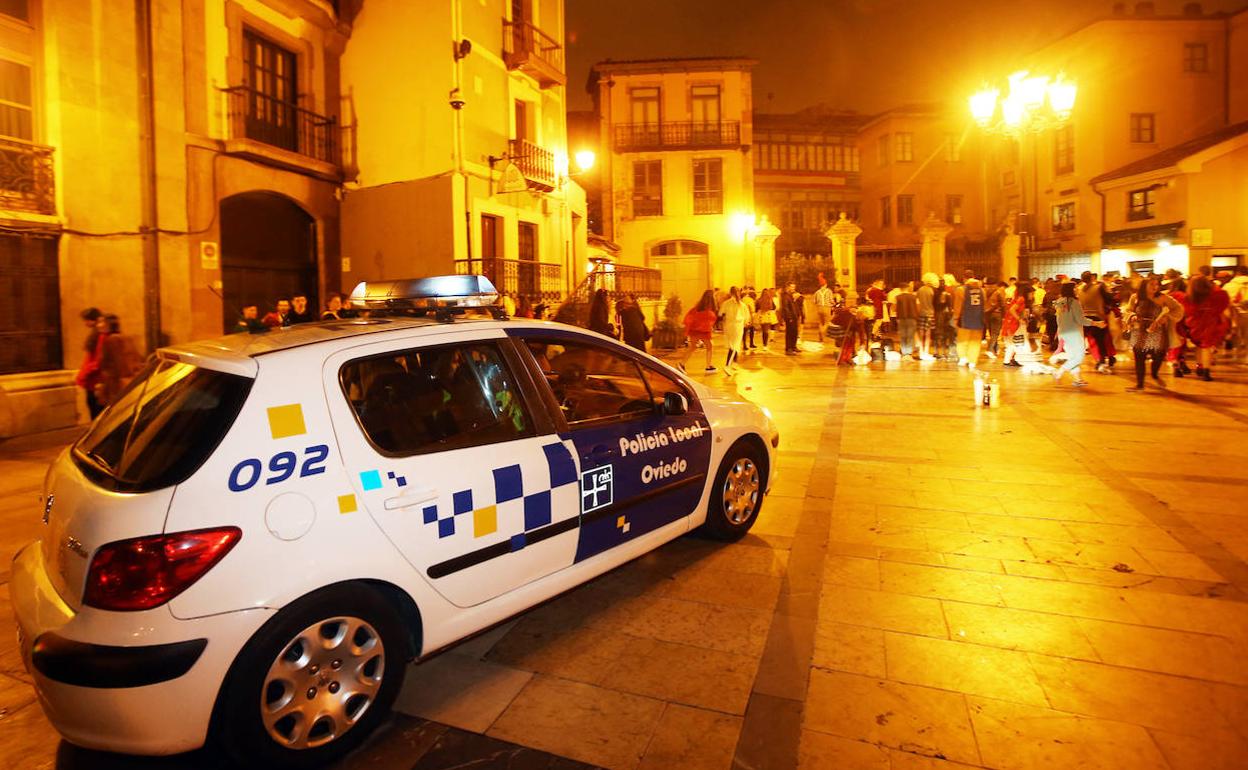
[678,289,719,373]
[1183,274,1230,381]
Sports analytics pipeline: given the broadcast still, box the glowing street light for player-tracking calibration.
[731,211,757,237]
[574,149,596,172]
[969,70,1077,136]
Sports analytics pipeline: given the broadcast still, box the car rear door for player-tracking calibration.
[510,331,713,563]
[323,328,581,608]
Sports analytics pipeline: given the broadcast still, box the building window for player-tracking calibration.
[632,160,662,217]
[895,132,913,162]
[481,214,501,259]
[242,30,299,153]
[897,194,914,225]
[877,134,890,167]
[946,195,963,225]
[692,158,722,215]
[1130,113,1155,143]
[691,85,720,126]
[630,87,660,126]
[1054,124,1074,175]
[1052,202,1076,232]
[1183,42,1208,73]
[880,196,891,227]
[1002,170,1016,187]
[0,0,28,21]
[0,59,33,141]
[1128,188,1155,221]
[945,133,962,162]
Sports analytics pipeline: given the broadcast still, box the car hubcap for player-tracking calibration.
[722,457,760,525]
[261,616,385,750]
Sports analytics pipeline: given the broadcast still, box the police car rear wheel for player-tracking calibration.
[702,441,764,540]
[215,584,407,768]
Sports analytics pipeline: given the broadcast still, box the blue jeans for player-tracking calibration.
[897,318,917,355]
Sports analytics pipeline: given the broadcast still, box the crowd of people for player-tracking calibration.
[577,264,1248,387]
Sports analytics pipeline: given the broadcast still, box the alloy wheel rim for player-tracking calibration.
[261,616,385,750]
[722,457,760,525]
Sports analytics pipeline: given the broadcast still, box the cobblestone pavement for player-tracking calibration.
[2,348,1247,769]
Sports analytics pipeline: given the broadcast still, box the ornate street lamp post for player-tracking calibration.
[969,71,1076,276]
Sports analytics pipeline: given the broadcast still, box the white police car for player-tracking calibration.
[11,275,778,767]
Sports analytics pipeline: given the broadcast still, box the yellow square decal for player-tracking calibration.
[473,506,497,538]
[337,494,358,515]
[267,404,306,439]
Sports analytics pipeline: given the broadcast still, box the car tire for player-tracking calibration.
[213,583,408,769]
[700,439,766,541]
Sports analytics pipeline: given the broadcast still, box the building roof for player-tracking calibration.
[590,56,758,76]
[1089,120,1248,185]
[755,107,868,132]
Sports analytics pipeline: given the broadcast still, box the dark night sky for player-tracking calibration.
[565,0,1245,115]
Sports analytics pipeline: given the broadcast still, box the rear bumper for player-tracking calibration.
[32,633,207,689]
[11,541,272,756]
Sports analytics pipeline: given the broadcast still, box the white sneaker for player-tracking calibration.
[919,353,936,361]
[968,362,977,371]
[985,350,997,360]
[958,358,969,366]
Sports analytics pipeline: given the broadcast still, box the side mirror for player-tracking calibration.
[662,392,688,416]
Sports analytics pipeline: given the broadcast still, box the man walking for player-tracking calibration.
[780,282,803,355]
[894,281,918,359]
[953,269,986,369]
[984,279,1005,360]
[1076,271,1113,372]
[813,279,835,342]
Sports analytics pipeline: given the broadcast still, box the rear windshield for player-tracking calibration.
[73,358,253,492]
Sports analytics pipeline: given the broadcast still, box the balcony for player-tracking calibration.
[509,139,558,191]
[503,19,566,88]
[613,121,741,152]
[0,137,55,215]
[456,257,564,302]
[223,86,341,178]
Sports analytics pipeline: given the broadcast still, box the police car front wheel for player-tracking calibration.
[214,583,408,768]
[701,440,766,540]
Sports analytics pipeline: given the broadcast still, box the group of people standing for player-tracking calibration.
[675,284,811,374]
[74,308,142,418]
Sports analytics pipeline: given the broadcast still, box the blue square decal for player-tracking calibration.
[422,505,438,524]
[510,533,526,552]
[360,470,383,491]
[437,518,455,538]
[524,490,552,531]
[493,465,524,504]
[543,442,577,488]
[453,489,473,515]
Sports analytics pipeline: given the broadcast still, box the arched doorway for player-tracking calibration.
[649,240,708,315]
[220,192,317,331]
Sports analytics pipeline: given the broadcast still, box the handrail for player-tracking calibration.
[613,121,741,152]
[222,85,340,165]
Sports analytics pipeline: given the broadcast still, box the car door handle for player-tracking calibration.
[383,489,439,511]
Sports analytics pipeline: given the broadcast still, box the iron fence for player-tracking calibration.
[223,85,340,165]
[509,138,557,190]
[456,257,563,302]
[0,137,55,215]
[613,121,741,152]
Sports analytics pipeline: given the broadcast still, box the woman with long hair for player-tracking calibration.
[755,288,778,352]
[1182,274,1230,381]
[1125,276,1183,391]
[679,289,719,373]
[1052,282,1090,386]
[1001,283,1033,367]
[616,293,649,352]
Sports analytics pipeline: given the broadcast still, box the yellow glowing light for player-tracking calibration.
[1001,94,1025,128]
[730,212,757,236]
[1019,75,1050,110]
[554,153,570,177]
[574,149,596,172]
[1158,240,1171,249]
[969,87,999,126]
[1047,75,1077,117]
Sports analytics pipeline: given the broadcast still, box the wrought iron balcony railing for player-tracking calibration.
[456,257,564,302]
[223,85,340,166]
[613,121,741,152]
[0,137,55,215]
[503,19,566,87]
[509,139,558,191]
[585,264,663,301]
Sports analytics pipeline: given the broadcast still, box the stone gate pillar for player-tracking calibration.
[999,211,1021,282]
[751,215,780,289]
[920,213,953,277]
[827,213,862,298]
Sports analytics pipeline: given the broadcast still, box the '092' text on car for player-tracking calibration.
[11,276,779,767]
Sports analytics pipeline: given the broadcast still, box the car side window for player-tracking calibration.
[341,342,534,456]
[524,338,655,425]
[641,366,690,406]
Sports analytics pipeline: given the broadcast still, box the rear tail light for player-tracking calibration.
[83,527,242,611]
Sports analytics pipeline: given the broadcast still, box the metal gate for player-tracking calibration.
[0,233,61,374]
[1021,250,1093,280]
[857,247,921,289]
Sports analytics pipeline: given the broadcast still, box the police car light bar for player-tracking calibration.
[349,275,504,319]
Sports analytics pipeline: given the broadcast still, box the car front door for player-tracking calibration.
[512,332,713,563]
[324,330,581,608]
